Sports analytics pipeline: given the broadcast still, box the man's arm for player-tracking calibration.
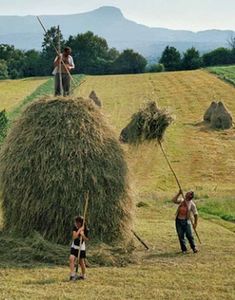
[66,56,75,70]
[172,190,182,204]
[193,214,198,229]
[54,54,62,67]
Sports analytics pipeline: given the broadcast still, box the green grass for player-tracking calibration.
[207,65,235,86]
[198,197,235,222]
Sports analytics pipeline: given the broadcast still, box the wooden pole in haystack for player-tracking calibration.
[57,25,63,96]
[131,230,149,250]
[76,192,89,273]
[36,16,85,91]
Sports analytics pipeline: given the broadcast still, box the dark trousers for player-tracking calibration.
[54,73,71,96]
[175,218,196,252]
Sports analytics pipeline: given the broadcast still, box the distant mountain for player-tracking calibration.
[0,6,234,59]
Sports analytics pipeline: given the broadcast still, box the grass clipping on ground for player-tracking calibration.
[0,97,133,248]
[120,101,173,144]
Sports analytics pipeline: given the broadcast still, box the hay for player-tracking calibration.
[0,97,133,245]
[89,90,102,107]
[120,101,173,144]
[210,101,233,130]
[203,101,217,122]
[0,109,8,143]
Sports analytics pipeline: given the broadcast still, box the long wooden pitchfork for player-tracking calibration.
[36,16,86,91]
[158,141,201,244]
[76,192,89,273]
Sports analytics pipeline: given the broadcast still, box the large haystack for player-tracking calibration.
[210,101,233,130]
[203,101,217,122]
[120,101,173,144]
[0,97,132,245]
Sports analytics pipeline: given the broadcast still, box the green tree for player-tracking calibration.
[182,47,202,70]
[159,46,181,71]
[202,48,233,66]
[147,63,165,73]
[0,59,8,79]
[112,49,147,74]
[0,44,16,61]
[67,31,110,74]
[41,26,64,75]
[23,50,42,77]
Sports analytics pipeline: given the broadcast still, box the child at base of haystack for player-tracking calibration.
[69,216,89,281]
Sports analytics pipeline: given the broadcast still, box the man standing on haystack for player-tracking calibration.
[53,46,75,96]
[172,190,199,254]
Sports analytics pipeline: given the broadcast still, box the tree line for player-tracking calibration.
[157,40,235,72]
[0,27,235,79]
[0,28,147,79]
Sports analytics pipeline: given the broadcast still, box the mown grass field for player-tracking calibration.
[0,70,235,299]
[0,77,48,112]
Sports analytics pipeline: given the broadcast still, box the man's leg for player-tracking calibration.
[62,73,71,96]
[176,219,187,252]
[54,73,62,96]
[186,220,197,251]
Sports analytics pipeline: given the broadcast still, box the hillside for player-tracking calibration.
[77,70,235,197]
[0,6,234,57]
[0,70,235,299]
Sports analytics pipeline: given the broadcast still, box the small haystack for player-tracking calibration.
[0,97,132,245]
[203,101,217,122]
[210,101,233,130]
[89,90,102,107]
[120,101,173,144]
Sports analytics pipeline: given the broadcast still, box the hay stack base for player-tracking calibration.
[210,101,233,130]
[203,101,217,122]
[0,97,132,245]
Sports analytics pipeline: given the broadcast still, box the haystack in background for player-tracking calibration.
[210,101,233,130]
[89,90,102,107]
[120,101,173,144]
[0,97,132,245]
[203,101,217,122]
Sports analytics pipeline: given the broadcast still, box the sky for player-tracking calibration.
[0,0,235,31]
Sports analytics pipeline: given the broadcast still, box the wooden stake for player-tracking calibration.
[131,230,149,250]
[57,26,63,95]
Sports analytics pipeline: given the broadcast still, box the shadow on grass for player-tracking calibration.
[23,279,58,285]
[184,121,235,135]
[145,251,181,260]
